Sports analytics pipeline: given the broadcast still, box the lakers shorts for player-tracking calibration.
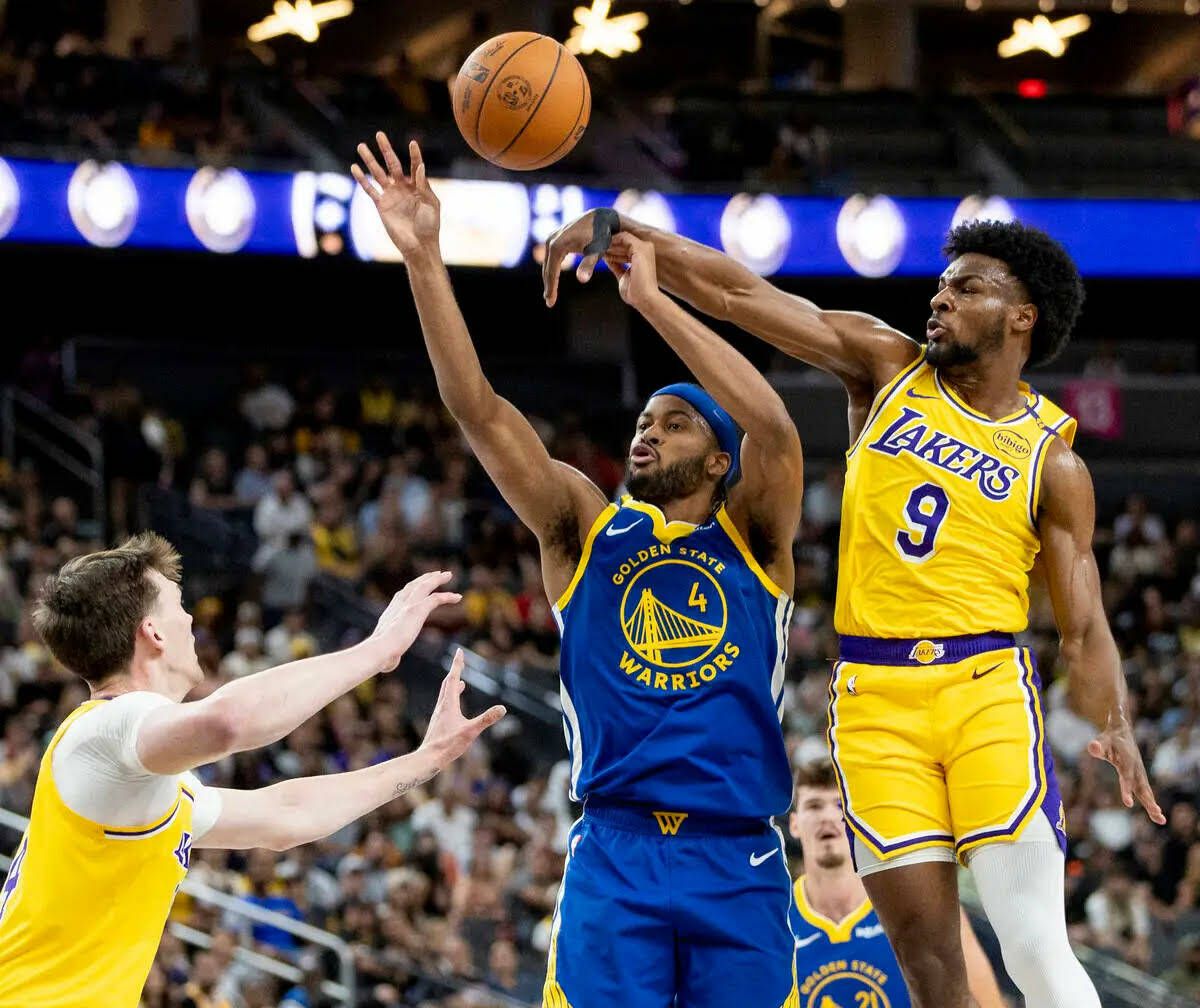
[827,632,1067,868]
[543,803,798,1008]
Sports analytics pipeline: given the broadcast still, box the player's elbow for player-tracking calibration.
[443,379,500,428]
[200,696,248,755]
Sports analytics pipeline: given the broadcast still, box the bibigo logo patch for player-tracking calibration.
[992,429,1032,460]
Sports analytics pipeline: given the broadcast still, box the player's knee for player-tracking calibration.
[993,912,1065,981]
[886,922,966,987]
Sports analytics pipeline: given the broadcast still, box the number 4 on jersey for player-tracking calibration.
[688,581,707,613]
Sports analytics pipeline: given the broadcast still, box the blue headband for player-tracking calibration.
[649,383,741,486]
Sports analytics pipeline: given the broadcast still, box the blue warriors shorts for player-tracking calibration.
[827,633,1066,867]
[543,803,799,1008]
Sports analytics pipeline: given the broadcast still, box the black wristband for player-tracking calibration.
[583,207,621,258]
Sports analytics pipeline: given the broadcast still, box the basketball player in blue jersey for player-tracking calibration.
[543,212,1164,1008]
[789,759,1005,1008]
[353,134,805,1008]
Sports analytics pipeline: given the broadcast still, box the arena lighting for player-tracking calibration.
[720,193,791,276]
[1038,0,1055,12]
[951,195,1017,230]
[965,0,983,11]
[830,0,847,9]
[998,14,1090,58]
[614,190,677,234]
[565,0,648,58]
[0,158,18,240]
[67,161,138,247]
[1018,77,1048,98]
[836,194,907,278]
[1186,0,1199,14]
[185,167,256,253]
[246,0,353,43]
[348,177,530,267]
[1111,0,1127,11]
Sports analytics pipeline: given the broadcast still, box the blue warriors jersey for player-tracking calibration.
[791,877,908,1008]
[553,497,794,819]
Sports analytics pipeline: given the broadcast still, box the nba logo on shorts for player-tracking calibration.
[909,640,945,664]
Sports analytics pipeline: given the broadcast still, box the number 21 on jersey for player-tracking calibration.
[895,483,949,563]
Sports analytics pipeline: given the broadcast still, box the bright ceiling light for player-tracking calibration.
[998,14,1090,58]
[247,0,353,44]
[566,0,648,58]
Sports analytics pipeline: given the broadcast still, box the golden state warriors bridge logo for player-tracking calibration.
[623,560,726,667]
[614,554,741,692]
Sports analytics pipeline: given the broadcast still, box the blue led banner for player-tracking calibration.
[0,156,1197,277]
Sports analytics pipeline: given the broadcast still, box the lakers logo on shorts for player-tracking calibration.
[908,640,945,664]
[621,560,728,668]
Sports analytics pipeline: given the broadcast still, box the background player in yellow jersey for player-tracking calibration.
[543,214,1165,1008]
[0,534,503,1008]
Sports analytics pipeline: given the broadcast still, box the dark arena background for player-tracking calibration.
[1,0,1199,1005]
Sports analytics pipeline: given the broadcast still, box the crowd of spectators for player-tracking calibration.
[0,33,303,167]
[1,353,1199,1005]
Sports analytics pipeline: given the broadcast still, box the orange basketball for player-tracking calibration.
[452,32,591,171]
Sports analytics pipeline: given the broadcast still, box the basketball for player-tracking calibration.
[452,32,591,171]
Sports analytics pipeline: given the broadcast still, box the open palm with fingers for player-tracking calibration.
[422,649,506,767]
[352,132,440,256]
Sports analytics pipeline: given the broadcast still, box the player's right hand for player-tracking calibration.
[352,132,441,257]
[543,209,619,306]
[368,571,461,670]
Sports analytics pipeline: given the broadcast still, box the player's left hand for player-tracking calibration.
[1088,720,1165,825]
[606,233,660,312]
[421,649,507,767]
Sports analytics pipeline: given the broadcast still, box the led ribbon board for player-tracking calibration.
[1,157,1198,277]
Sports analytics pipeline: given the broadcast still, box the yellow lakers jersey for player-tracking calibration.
[0,700,194,1008]
[835,353,1076,638]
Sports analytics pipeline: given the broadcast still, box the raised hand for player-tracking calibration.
[420,649,506,767]
[542,208,620,306]
[605,232,658,312]
[1087,719,1165,825]
[352,132,440,257]
[368,570,461,669]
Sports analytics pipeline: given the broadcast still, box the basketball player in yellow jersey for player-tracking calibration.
[0,534,503,1008]
[544,215,1165,1008]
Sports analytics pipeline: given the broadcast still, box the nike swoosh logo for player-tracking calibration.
[749,848,779,867]
[605,521,642,537]
[794,933,822,948]
[972,663,1003,680]
[906,389,940,400]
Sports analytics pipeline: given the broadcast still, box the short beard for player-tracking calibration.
[926,316,1006,369]
[625,453,710,508]
[815,850,847,870]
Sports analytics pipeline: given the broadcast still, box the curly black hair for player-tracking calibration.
[943,220,1085,368]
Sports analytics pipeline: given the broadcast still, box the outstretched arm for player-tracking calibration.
[544,210,919,398]
[136,573,460,775]
[197,651,504,850]
[353,135,607,598]
[606,234,802,581]
[1038,440,1165,825]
